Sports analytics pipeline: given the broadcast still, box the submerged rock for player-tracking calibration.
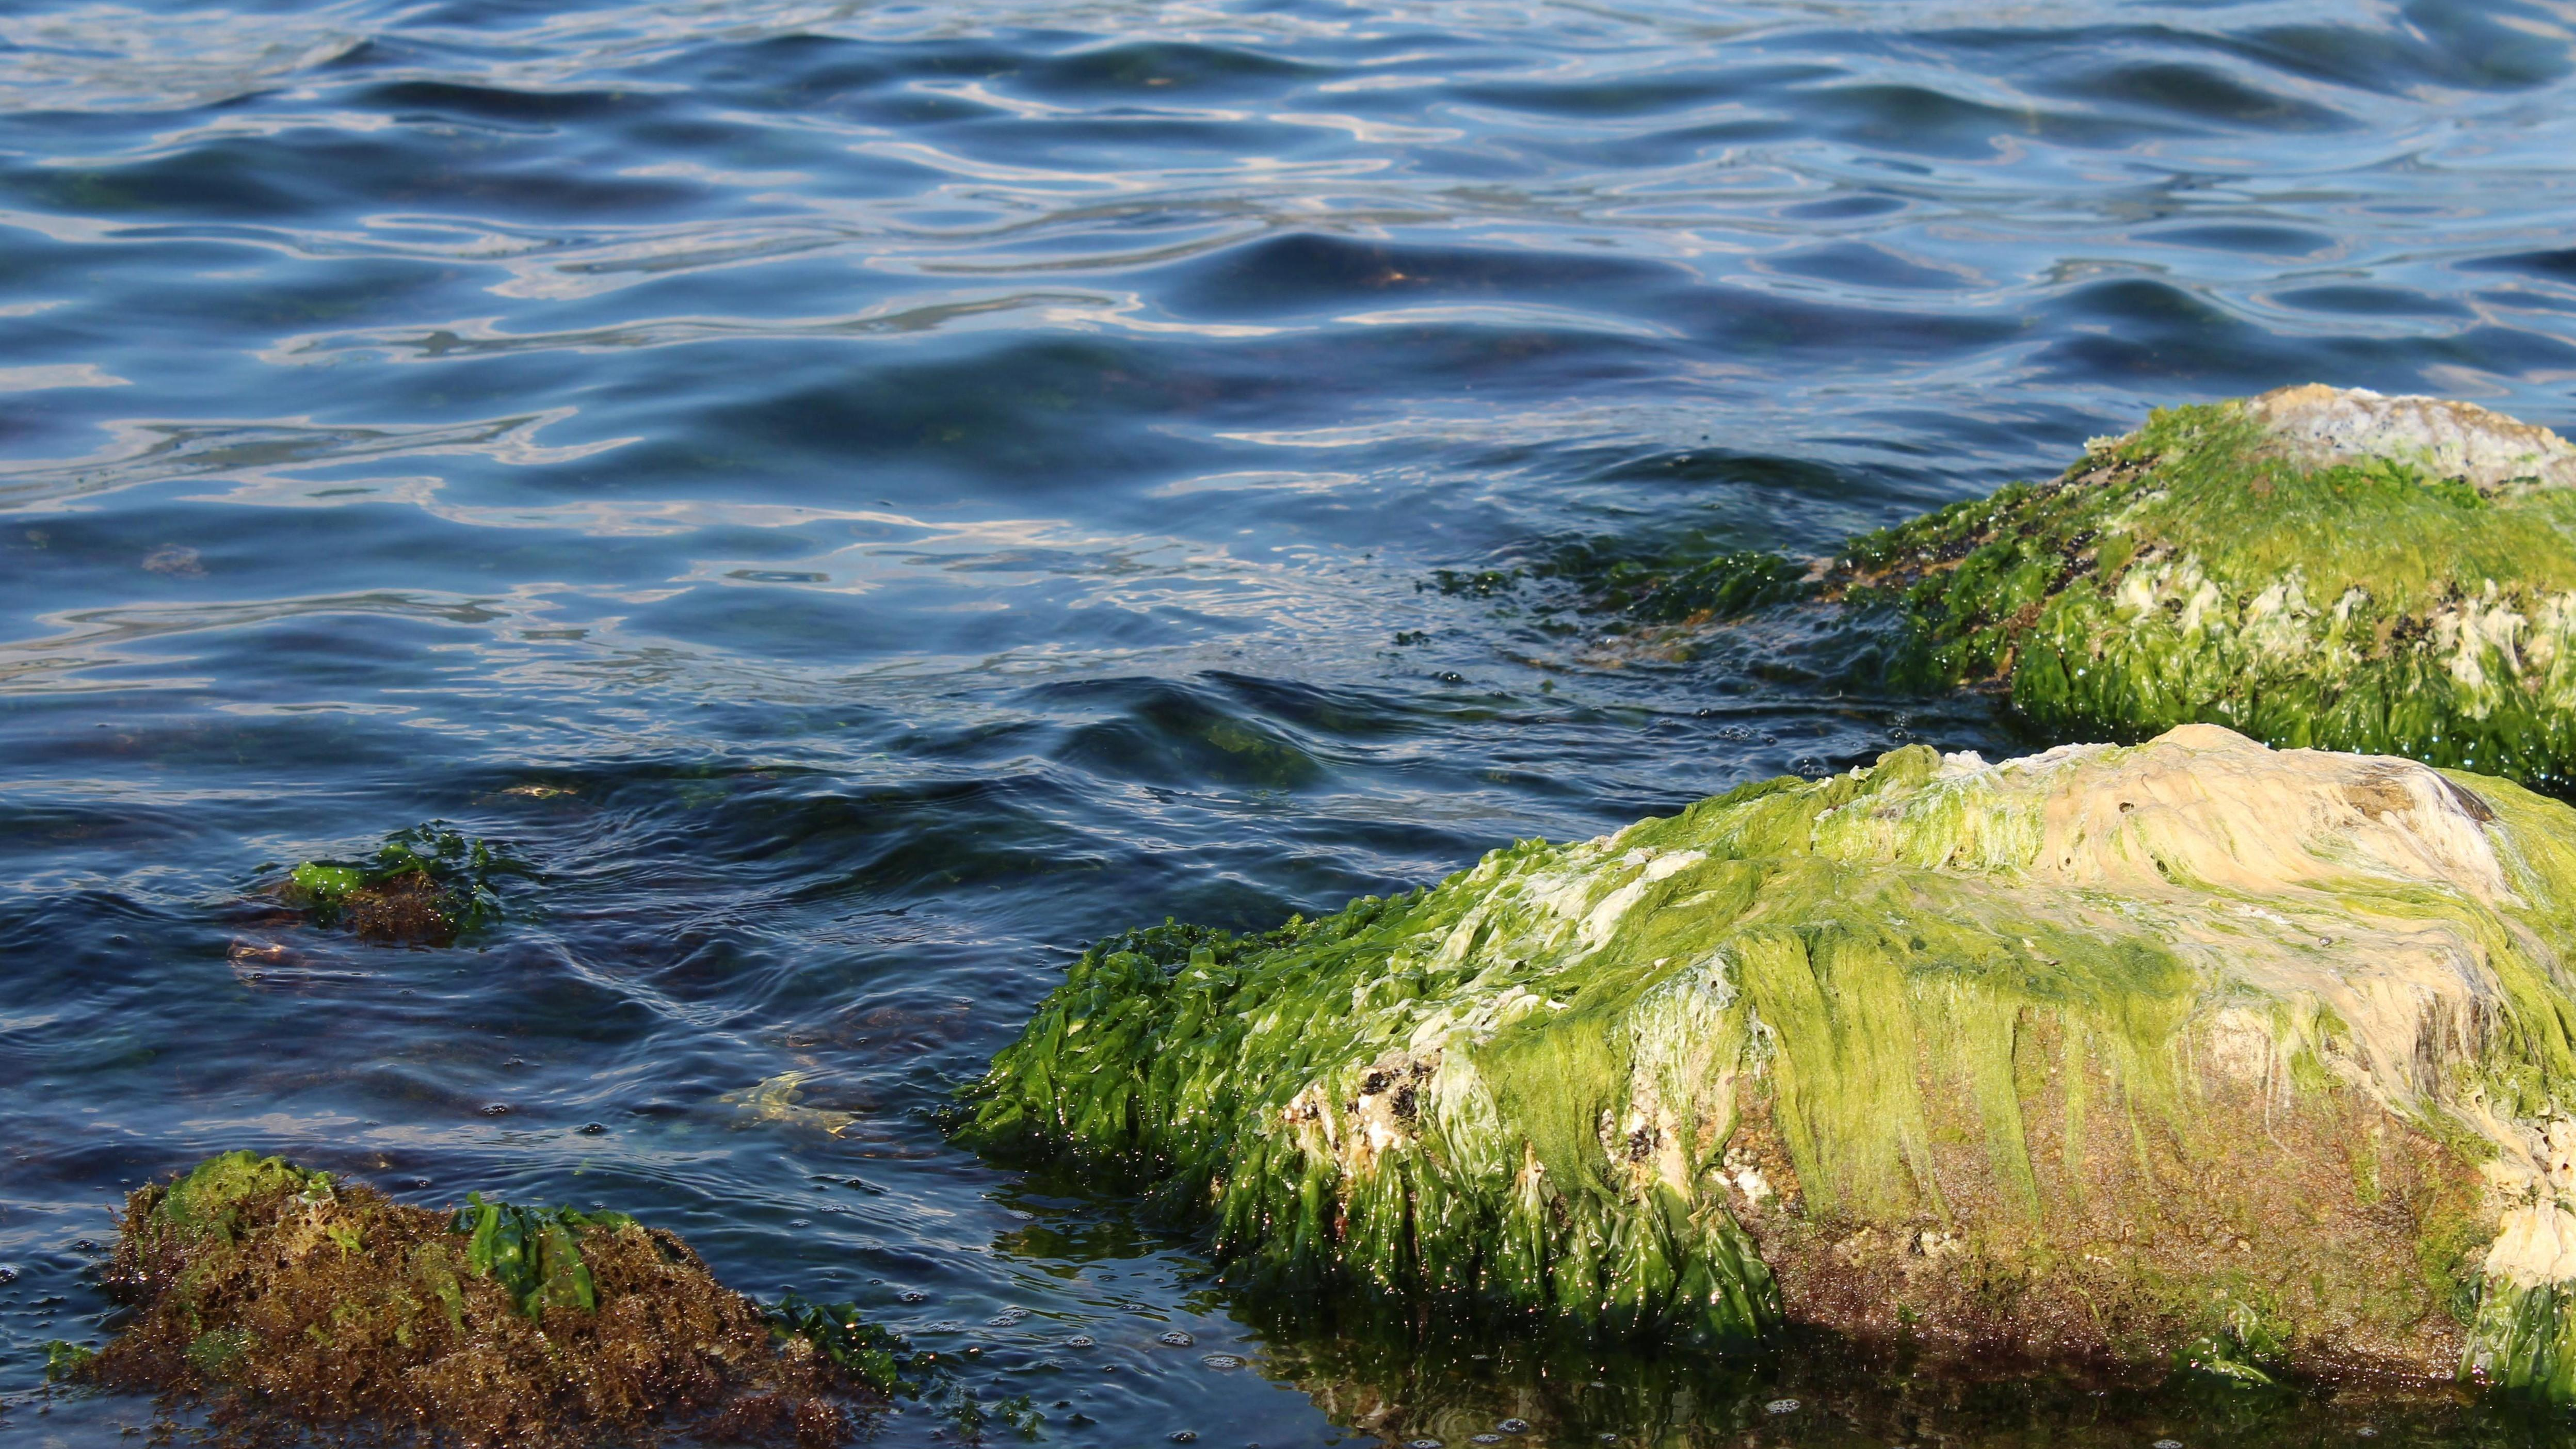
[69,1152,893,1446]
[962,725,2576,1393]
[1638,387,2576,791]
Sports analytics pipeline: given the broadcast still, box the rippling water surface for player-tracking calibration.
[4,1,2575,1443]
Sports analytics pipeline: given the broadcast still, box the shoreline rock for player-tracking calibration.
[961,725,2576,1394]
[1633,387,2576,793]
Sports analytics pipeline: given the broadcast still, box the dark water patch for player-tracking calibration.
[2241,14,2573,93]
[2274,284,2475,318]
[2465,248,2576,284]
[1450,65,1832,119]
[1779,191,1907,221]
[1761,240,1976,292]
[1027,41,1327,98]
[1048,677,1330,791]
[358,77,657,125]
[1163,233,1683,317]
[1802,83,2149,156]
[2144,223,2340,258]
[2042,60,2353,130]
[2035,278,2576,391]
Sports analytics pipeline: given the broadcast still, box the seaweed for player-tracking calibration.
[768,1292,937,1398]
[451,1193,633,1319]
[283,822,524,944]
[71,1151,884,1446]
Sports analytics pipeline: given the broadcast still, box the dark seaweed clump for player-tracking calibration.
[283,823,525,945]
[63,1152,888,1448]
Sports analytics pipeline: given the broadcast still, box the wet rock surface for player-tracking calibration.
[963,726,2576,1394]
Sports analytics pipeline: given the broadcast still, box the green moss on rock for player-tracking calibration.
[963,725,2576,1392]
[1631,387,2576,792]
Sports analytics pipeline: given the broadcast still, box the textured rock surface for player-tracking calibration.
[1639,387,2576,792]
[2246,384,2576,493]
[963,726,2576,1391]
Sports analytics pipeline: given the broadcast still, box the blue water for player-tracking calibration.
[3,1,2574,1443]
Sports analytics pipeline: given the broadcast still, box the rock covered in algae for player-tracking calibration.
[282,823,519,945]
[67,1151,893,1446]
[1637,386,2576,792]
[963,725,2576,1391]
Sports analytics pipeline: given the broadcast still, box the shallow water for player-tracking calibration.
[2,0,2574,1443]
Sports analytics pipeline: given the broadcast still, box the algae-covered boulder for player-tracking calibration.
[962,725,2576,1392]
[73,1152,891,1446]
[1638,387,2576,791]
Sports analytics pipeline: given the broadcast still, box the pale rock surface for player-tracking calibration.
[2247,383,2576,493]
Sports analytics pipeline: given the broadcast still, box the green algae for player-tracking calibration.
[43,1338,97,1382]
[2466,1279,2576,1402]
[1605,392,2576,793]
[963,727,2576,1392]
[452,1193,635,1319]
[147,1149,326,1240]
[134,1155,628,1325]
[283,822,523,943]
[769,1293,935,1398]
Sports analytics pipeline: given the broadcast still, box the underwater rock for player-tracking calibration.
[70,1151,888,1446]
[283,823,518,945]
[1640,386,2576,791]
[962,725,2576,1393]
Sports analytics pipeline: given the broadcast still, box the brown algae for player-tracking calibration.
[283,824,519,945]
[66,1151,897,1446]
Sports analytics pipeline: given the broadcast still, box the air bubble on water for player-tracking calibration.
[1201,1354,1245,1370]
[1471,1436,1501,1444]
[1496,1421,1528,1435]
[1407,1438,1443,1448]
[1064,1335,1095,1347]
[1158,1329,1196,1346]
[1765,1399,1800,1414]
